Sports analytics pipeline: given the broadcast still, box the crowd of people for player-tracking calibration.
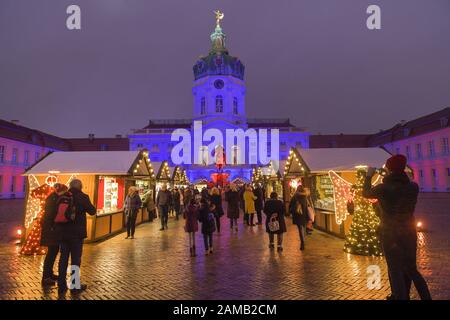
[37,153,431,300]
[148,183,315,257]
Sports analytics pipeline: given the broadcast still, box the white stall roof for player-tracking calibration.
[296,148,391,173]
[25,151,141,175]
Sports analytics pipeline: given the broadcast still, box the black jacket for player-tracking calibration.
[289,192,308,226]
[41,192,59,246]
[55,188,96,240]
[362,172,418,230]
[210,194,224,217]
[263,199,286,234]
[253,187,264,211]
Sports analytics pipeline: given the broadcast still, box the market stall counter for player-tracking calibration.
[23,150,156,242]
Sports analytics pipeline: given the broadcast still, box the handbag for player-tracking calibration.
[268,215,280,232]
[307,198,315,222]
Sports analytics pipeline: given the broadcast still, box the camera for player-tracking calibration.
[375,168,388,176]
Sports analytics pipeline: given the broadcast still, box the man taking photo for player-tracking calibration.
[363,154,431,300]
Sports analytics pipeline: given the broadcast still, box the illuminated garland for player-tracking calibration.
[328,171,353,225]
[21,184,53,255]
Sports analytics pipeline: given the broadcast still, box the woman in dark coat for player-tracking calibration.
[254,185,264,225]
[289,185,308,250]
[197,198,215,255]
[263,192,286,252]
[184,199,199,257]
[41,183,68,285]
[225,184,240,232]
[124,186,142,239]
[210,187,224,233]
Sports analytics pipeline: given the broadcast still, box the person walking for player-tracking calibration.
[173,187,181,220]
[124,186,142,239]
[184,186,193,208]
[239,185,247,225]
[143,190,156,222]
[55,179,96,295]
[184,199,199,257]
[263,192,286,252]
[156,184,172,231]
[254,184,264,225]
[41,183,68,286]
[363,154,431,300]
[225,183,240,232]
[198,198,216,255]
[243,185,257,226]
[210,187,224,233]
[289,185,308,251]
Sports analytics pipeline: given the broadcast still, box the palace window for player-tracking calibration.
[10,176,16,193]
[415,144,422,159]
[0,146,5,163]
[231,146,240,165]
[428,140,436,157]
[199,146,209,165]
[215,95,223,113]
[233,97,238,115]
[442,137,449,154]
[24,150,29,165]
[35,152,40,162]
[12,148,18,164]
[201,97,206,115]
[405,146,411,160]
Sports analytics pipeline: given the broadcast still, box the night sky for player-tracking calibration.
[1,0,449,138]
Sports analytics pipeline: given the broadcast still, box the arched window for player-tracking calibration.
[199,146,209,166]
[231,145,240,165]
[233,97,238,115]
[200,97,206,115]
[215,95,223,113]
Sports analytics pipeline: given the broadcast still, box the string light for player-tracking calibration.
[343,169,382,256]
[328,170,353,225]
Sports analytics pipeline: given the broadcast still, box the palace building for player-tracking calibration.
[129,13,310,183]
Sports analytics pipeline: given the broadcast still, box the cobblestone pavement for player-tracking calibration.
[0,194,448,300]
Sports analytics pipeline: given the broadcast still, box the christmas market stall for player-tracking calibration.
[172,166,190,188]
[22,150,155,251]
[283,147,392,241]
[154,161,172,192]
[252,160,285,199]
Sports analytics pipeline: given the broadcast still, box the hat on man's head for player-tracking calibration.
[385,154,407,173]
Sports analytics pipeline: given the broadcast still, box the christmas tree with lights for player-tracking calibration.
[344,169,382,256]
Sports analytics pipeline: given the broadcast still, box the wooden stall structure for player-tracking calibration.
[172,166,190,188]
[154,161,172,192]
[23,150,156,242]
[283,147,392,238]
[252,160,285,199]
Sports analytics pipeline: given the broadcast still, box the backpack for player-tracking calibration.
[206,212,216,233]
[54,193,76,223]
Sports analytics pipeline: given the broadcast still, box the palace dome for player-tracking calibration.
[193,23,245,81]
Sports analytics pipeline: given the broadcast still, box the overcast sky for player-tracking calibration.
[1,0,449,138]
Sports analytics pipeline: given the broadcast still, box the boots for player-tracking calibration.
[190,246,197,257]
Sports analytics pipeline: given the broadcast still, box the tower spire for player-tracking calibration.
[210,10,228,55]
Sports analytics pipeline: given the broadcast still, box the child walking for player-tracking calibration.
[184,199,199,257]
[198,198,216,255]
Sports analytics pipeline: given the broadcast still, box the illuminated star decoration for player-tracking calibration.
[328,171,353,225]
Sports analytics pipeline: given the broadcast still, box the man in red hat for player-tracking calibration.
[363,154,431,300]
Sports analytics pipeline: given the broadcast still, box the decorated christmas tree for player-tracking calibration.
[344,169,382,256]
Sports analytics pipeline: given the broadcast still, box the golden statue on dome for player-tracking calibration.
[214,10,224,28]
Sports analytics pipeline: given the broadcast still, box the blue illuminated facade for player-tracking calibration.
[129,20,309,183]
